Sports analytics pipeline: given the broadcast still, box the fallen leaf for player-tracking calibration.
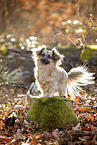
[0,119,4,130]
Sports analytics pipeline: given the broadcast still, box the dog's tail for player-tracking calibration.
[67,66,95,100]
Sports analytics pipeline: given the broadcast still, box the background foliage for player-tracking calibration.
[0,0,97,47]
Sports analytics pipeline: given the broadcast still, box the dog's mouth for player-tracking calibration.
[40,58,50,64]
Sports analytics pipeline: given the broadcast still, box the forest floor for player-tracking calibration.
[0,81,97,145]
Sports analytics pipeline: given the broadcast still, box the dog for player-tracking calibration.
[32,46,95,100]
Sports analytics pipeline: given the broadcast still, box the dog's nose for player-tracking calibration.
[41,57,49,64]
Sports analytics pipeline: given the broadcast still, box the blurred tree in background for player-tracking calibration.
[0,0,97,46]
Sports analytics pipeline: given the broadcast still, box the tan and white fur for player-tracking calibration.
[33,46,95,100]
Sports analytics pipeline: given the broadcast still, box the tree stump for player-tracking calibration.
[26,97,79,131]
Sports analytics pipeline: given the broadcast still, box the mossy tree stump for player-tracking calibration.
[26,97,79,131]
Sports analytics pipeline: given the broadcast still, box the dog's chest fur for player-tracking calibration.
[35,60,68,85]
[35,61,56,83]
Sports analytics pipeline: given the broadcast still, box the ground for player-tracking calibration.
[0,82,97,144]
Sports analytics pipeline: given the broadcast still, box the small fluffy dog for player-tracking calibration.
[33,46,94,100]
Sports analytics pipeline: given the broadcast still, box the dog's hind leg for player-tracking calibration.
[59,83,67,97]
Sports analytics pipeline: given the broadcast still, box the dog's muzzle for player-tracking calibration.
[40,57,50,64]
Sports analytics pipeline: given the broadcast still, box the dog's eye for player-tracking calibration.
[48,54,51,59]
[41,53,45,56]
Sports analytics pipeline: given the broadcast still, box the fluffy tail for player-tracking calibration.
[67,66,95,100]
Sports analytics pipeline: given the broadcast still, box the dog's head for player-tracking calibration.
[33,46,64,65]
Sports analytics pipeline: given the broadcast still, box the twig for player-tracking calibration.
[53,33,77,47]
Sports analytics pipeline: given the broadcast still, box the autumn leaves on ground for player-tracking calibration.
[0,82,97,144]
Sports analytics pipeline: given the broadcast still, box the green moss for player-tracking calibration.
[0,45,7,55]
[26,97,79,131]
[80,47,97,61]
[81,47,93,61]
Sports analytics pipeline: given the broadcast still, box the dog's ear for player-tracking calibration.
[33,46,46,59]
[33,47,45,56]
[52,48,64,61]
[52,50,59,61]
[37,47,45,55]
